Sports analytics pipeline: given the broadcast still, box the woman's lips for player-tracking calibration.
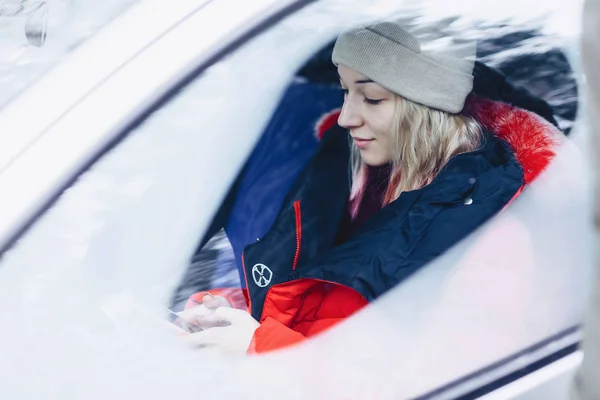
[353,137,374,149]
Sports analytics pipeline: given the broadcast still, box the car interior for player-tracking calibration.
[169,30,577,311]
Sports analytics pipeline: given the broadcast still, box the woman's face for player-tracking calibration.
[337,64,396,166]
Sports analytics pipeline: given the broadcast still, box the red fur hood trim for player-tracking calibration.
[315,109,341,141]
[465,96,563,185]
[315,98,563,185]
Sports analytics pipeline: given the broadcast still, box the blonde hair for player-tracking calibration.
[349,95,482,217]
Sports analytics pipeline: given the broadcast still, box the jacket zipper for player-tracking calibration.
[292,200,302,270]
[241,251,252,312]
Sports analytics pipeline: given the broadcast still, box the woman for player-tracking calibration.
[179,21,561,354]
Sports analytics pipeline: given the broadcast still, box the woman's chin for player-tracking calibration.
[360,153,392,167]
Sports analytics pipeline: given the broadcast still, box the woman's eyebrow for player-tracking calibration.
[337,76,374,85]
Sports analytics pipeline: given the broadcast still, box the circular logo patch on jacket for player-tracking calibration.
[252,263,273,287]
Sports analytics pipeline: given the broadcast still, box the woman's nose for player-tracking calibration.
[338,99,362,129]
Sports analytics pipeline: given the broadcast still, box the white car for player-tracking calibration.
[0,0,592,399]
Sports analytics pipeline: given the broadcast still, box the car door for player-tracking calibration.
[0,0,591,399]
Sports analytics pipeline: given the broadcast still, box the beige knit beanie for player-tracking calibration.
[332,21,475,113]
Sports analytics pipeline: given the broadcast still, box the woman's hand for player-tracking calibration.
[176,293,231,332]
[184,308,260,355]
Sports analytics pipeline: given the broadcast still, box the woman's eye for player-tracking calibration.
[364,97,382,105]
[341,88,349,96]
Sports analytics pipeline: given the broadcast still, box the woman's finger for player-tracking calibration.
[202,293,220,310]
[183,326,227,348]
[177,305,213,324]
[212,307,252,321]
[197,312,231,329]
[202,294,232,309]
[200,307,247,326]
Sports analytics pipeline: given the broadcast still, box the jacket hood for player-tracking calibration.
[465,95,563,185]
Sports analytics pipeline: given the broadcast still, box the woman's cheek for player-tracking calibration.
[376,137,394,164]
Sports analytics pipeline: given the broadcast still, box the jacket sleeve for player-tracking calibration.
[249,281,369,353]
[249,317,308,353]
[379,196,522,296]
